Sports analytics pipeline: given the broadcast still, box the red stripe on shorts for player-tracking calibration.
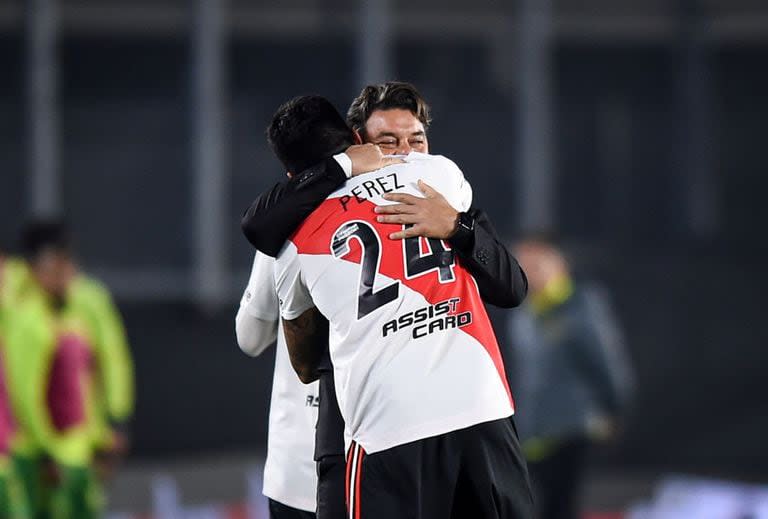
[354,446,365,519]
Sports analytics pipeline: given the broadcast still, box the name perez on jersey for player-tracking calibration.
[382,297,473,339]
[339,172,405,211]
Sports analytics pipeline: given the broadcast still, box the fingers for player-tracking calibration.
[348,143,389,176]
[381,192,421,204]
[376,213,420,225]
[381,157,405,168]
[346,143,379,152]
[374,203,419,215]
[417,180,438,199]
[389,225,422,240]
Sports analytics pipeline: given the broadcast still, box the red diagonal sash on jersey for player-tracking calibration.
[290,197,514,405]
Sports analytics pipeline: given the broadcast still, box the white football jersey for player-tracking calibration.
[237,252,319,512]
[275,153,514,455]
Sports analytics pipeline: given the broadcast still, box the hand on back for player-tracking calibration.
[346,144,405,177]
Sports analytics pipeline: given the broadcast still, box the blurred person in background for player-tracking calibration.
[242,82,529,518]
[4,220,134,518]
[0,247,32,312]
[508,235,634,519]
[0,248,32,517]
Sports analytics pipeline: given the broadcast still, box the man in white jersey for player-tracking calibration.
[236,150,401,519]
[269,96,533,518]
[236,252,321,518]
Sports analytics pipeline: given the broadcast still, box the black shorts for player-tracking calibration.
[269,498,316,519]
[317,454,347,519]
[345,417,533,519]
[315,357,347,519]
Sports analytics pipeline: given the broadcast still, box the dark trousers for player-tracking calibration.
[316,454,347,519]
[346,417,533,519]
[527,438,589,519]
[269,498,316,519]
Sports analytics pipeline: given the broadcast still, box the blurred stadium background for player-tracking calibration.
[1,0,767,516]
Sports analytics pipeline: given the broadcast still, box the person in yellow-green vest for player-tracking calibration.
[0,249,32,518]
[5,221,135,518]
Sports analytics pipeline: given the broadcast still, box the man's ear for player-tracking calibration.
[353,130,363,145]
[286,171,293,179]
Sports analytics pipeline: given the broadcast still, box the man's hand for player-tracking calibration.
[95,430,129,481]
[346,144,405,176]
[374,180,459,240]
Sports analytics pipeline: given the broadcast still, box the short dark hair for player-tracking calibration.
[267,95,355,173]
[20,219,71,260]
[346,81,432,136]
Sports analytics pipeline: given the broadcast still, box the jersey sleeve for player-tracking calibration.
[4,301,58,452]
[235,252,279,356]
[237,252,280,321]
[83,281,135,424]
[274,243,315,321]
[0,259,31,340]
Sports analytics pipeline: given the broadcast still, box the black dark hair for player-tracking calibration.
[347,81,432,136]
[267,95,355,174]
[20,219,71,260]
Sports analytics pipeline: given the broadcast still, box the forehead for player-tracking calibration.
[516,242,550,257]
[364,108,425,136]
[34,248,72,267]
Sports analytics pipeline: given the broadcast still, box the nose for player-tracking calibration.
[395,142,412,155]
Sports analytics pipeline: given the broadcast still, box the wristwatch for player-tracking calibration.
[451,211,475,246]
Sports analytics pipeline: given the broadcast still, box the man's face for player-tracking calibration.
[363,108,428,155]
[31,249,76,301]
[515,242,562,295]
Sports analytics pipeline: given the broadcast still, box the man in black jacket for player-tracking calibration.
[242,82,529,519]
